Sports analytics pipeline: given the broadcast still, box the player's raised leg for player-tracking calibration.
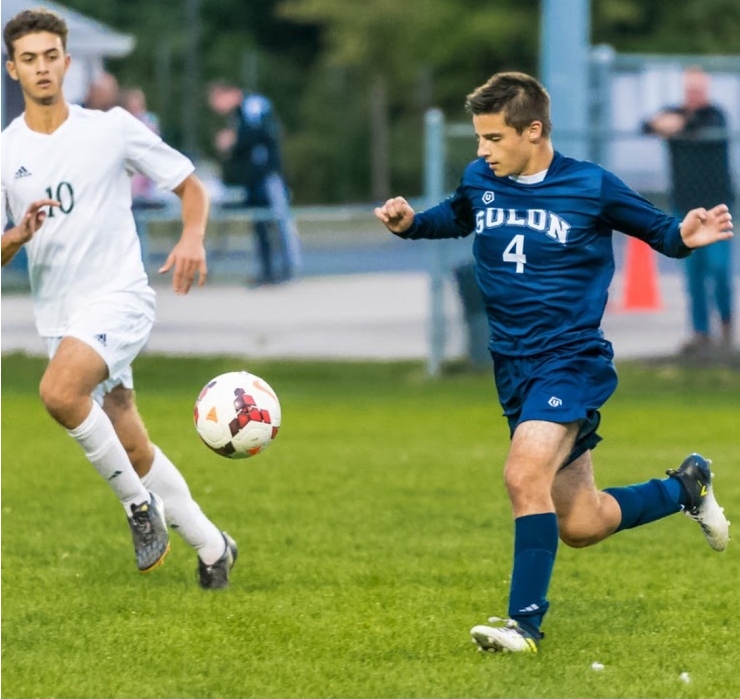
[103,386,238,588]
[553,449,729,551]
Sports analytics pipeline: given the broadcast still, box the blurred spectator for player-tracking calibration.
[643,67,735,356]
[121,87,164,206]
[83,71,119,111]
[121,86,166,269]
[208,81,300,286]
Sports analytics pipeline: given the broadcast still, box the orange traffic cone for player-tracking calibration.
[620,237,662,311]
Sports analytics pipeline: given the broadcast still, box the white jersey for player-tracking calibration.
[1,104,194,336]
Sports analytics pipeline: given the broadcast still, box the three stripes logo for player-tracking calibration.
[14,166,32,179]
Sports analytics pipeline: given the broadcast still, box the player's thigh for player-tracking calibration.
[505,419,579,515]
[40,336,109,405]
[551,451,620,546]
[551,451,598,518]
[67,291,153,402]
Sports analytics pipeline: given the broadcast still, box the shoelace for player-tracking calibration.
[485,617,518,629]
[131,506,154,540]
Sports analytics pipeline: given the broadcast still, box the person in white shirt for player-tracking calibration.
[1,8,237,589]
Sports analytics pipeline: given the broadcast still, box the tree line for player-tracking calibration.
[55,0,740,204]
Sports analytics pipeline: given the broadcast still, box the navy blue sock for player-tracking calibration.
[508,512,558,633]
[604,477,684,532]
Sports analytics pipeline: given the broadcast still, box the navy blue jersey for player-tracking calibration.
[401,151,691,356]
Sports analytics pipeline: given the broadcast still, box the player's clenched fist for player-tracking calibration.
[374,196,416,235]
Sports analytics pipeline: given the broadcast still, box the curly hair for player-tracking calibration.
[3,9,68,60]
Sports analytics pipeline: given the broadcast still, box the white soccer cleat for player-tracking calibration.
[470,617,541,653]
[666,453,730,552]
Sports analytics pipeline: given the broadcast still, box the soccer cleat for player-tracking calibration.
[667,453,730,552]
[470,617,542,653]
[197,532,238,590]
[128,492,170,572]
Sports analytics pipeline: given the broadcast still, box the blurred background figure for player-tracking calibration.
[83,70,120,111]
[121,86,166,269]
[208,81,300,286]
[121,86,164,207]
[643,67,735,356]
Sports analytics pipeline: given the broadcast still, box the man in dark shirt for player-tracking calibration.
[209,82,299,285]
[644,67,735,355]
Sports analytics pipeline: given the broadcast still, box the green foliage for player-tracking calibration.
[36,0,740,202]
[2,353,740,698]
[593,0,740,52]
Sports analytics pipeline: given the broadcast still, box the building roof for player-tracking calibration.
[1,0,135,57]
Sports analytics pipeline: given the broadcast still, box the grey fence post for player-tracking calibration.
[589,44,615,165]
[424,108,446,376]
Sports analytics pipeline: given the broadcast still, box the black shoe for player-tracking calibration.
[667,453,730,551]
[197,532,238,589]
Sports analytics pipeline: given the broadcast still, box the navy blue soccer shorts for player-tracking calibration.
[492,338,618,467]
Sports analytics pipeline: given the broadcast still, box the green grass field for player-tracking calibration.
[2,353,739,699]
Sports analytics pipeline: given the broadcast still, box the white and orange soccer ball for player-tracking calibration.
[194,371,281,459]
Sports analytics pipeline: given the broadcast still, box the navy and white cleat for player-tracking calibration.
[470,617,542,653]
[667,453,730,552]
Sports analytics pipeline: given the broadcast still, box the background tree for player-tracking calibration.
[49,0,740,203]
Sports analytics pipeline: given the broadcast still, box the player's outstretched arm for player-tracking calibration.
[1,199,59,267]
[374,196,416,235]
[159,174,209,294]
[680,203,734,249]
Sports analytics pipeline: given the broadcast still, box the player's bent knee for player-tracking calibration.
[559,531,599,548]
[558,519,606,548]
[38,377,77,422]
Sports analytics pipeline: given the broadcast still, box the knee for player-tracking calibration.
[39,375,78,423]
[557,517,607,548]
[559,529,598,548]
[504,470,551,512]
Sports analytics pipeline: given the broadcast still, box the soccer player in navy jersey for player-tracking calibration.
[374,72,732,653]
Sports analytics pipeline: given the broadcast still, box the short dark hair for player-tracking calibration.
[465,72,552,138]
[3,8,68,60]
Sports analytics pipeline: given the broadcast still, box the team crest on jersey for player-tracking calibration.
[482,191,495,204]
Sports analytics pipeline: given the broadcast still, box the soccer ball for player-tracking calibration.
[194,371,281,459]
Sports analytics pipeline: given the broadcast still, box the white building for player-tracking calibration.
[1,0,134,127]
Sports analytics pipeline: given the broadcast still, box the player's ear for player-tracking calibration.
[6,60,19,81]
[527,121,543,142]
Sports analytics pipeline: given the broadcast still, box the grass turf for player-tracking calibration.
[2,353,739,698]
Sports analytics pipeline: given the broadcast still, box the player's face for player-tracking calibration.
[5,32,70,107]
[473,112,541,178]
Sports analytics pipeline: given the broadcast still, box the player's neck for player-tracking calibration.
[521,142,554,177]
[23,99,69,134]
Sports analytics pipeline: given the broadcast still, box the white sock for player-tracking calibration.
[67,401,150,514]
[141,446,226,564]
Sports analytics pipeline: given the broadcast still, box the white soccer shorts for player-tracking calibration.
[44,291,155,404]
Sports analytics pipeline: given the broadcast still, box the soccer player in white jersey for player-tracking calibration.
[1,8,237,589]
